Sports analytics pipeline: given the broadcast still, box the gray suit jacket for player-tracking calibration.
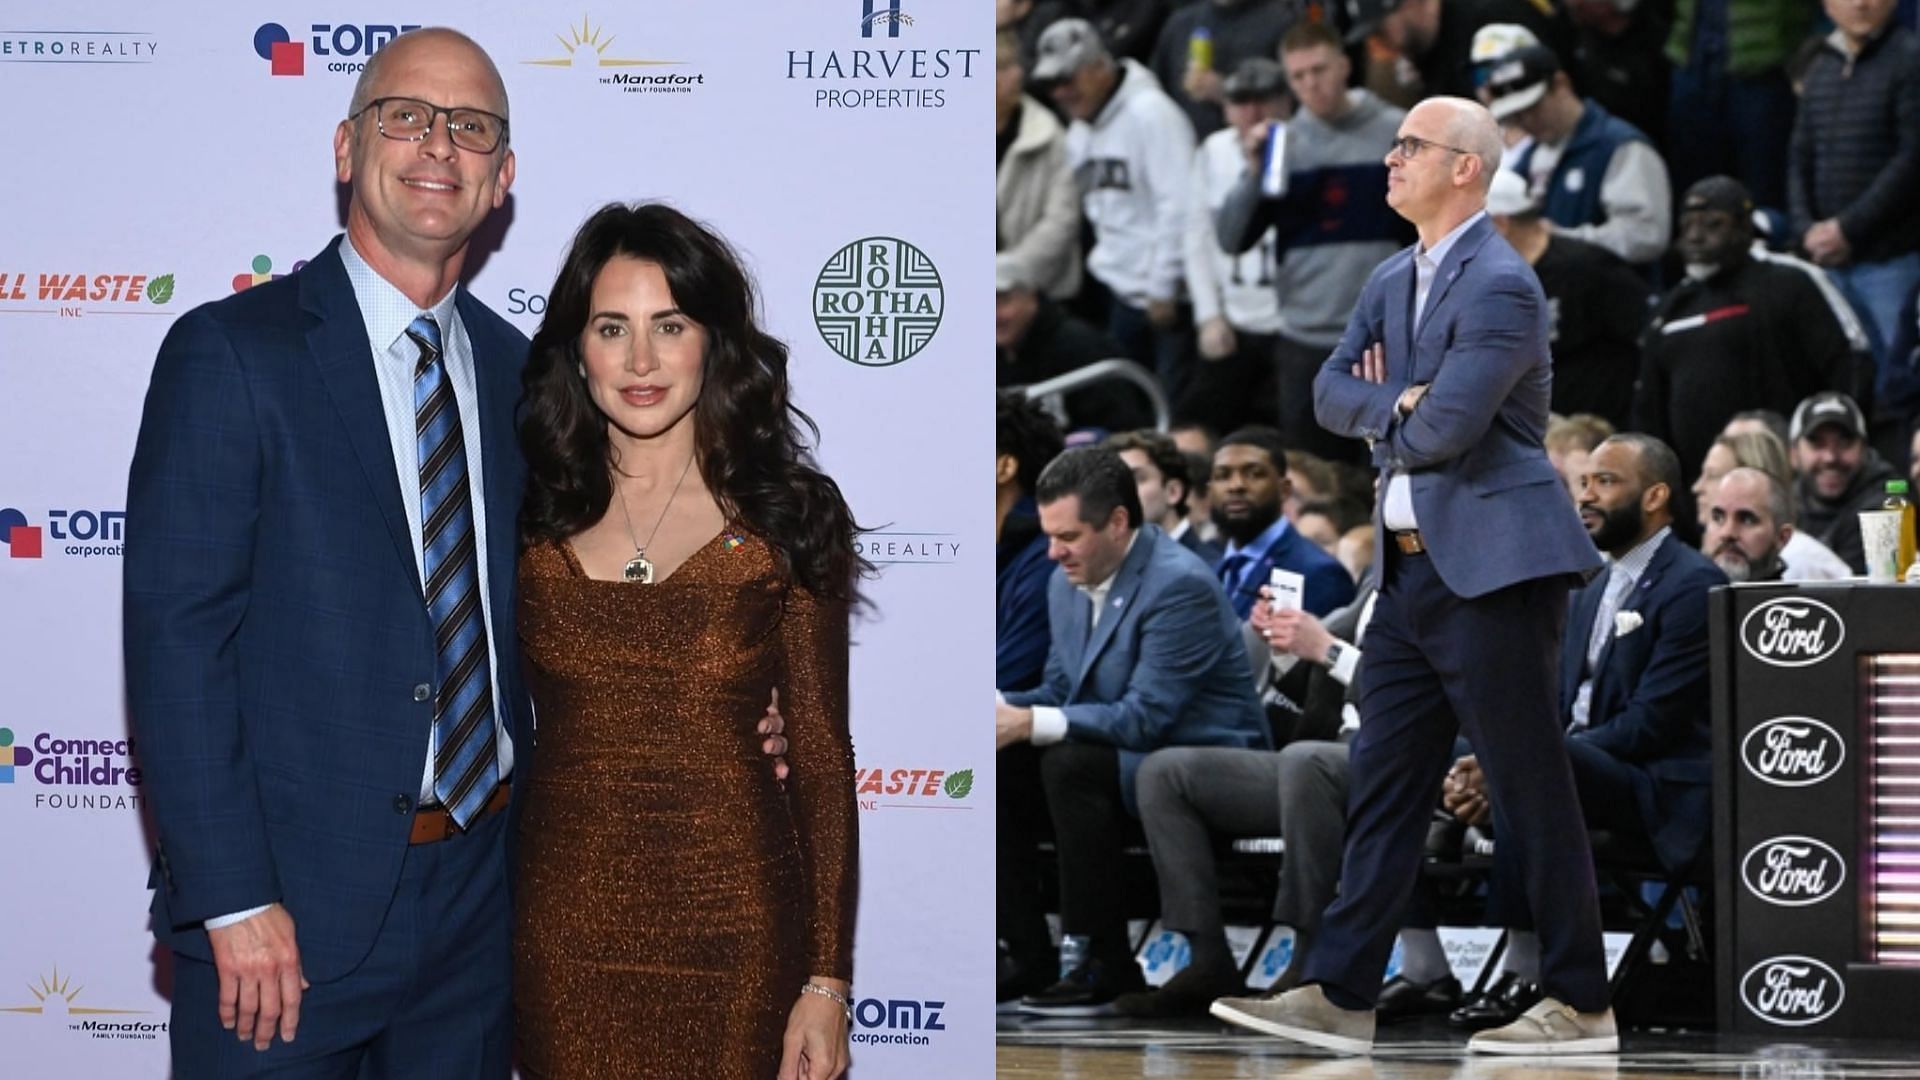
[1004,526,1269,812]
[1313,215,1602,598]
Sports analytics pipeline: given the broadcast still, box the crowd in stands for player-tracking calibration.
[996,0,1920,1029]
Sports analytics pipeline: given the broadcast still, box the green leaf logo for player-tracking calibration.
[146,274,175,305]
[943,769,973,800]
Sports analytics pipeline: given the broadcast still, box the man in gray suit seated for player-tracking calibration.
[996,446,1269,1015]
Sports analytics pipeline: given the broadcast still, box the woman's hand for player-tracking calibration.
[777,977,850,1080]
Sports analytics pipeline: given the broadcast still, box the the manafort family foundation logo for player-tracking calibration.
[0,271,175,319]
[851,996,945,1048]
[523,16,705,96]
[860,0,914,36]
[1,966,160,1041]
[1740,597,1845,668]
[0,506,124,560]
[1740,717,1845,788]
[234,254,309,292]
[812,238,942,367]
[855,767,972,811]
[1740,955,1845,1027]
[0,31,157,63]
[254,22,420,76]
[856,531,959,566]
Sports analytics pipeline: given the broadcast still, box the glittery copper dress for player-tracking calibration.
[512,532,857,1079]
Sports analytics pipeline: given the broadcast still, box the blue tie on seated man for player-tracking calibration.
[1208,425,1356,621]
[995,446,1270,1015]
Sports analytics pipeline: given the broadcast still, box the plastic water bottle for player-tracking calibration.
[1187,27,1213,74]
[1886,480,1916,581]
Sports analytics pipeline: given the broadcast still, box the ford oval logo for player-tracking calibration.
[1740,598,1845,668]
[1740,717,1846,788]
[1741,836,1846,907]
[1740,955,1845,1026]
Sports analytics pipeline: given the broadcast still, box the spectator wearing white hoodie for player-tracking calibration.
[1034,18,1198,399]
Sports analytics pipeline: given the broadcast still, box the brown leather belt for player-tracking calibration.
[1391,529,1428,556]
[410,782,511,845]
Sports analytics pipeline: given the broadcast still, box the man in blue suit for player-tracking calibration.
[995,447,1268,1014]
[1212,97,1615,1056]
[1440,433,1726,1029]
[124,29,785,1077]
[1209,425,1355,620]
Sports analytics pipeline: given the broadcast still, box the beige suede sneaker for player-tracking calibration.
[1209,984,1376,1055]
[1467,997,1619,1055]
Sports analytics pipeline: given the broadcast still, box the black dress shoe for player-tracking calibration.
[1018,957,1148,1017]
[1373,973,1463,1023]
[1112,964,1246,1019]
[1448,970,1543,1030]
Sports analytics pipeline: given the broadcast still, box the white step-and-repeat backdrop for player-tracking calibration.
[0,3,989,1075]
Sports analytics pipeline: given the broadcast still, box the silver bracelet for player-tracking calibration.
[800,981,853,1023]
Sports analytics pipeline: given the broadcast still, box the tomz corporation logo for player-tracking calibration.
[254,22,420,76]
[851,996,945,1048]
[1741,956,1845,1027]
[1741,717,1845,788]
[813,238,942,367]
[0,506,124,560]
[1740,597,1845,668]
[1741,836,1845,907]
[1,508,40,559]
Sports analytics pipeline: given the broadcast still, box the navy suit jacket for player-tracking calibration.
[124,239,533,981]
[1313,215,1602,598]
[1002,526,1269,813]
[1175,523,1223,568]
[1561,532,1726,869]
[1218,520,1355,620]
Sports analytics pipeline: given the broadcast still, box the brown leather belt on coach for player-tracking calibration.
[410,782,511,845]
[1391,529,1428,555]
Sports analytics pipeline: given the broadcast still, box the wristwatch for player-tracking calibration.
[1322,641,1347,670]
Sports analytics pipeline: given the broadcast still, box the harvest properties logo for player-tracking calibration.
[1,966,161,1042]
[524,16,706,96]
[812,238,942,367]
[855,767,972,811]
[0,271,174,319]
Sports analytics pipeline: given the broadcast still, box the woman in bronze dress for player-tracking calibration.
[513,203,861,1079]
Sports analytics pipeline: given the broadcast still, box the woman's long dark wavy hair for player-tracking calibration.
[518,202,868,601]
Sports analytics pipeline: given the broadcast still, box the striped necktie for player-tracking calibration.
[409,314,499,828]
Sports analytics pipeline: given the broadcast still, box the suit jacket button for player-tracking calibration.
[394,794,413,815]
[413,683,432,702]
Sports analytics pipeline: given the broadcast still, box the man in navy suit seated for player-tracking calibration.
[1210,426,1356,621]
[996,447,1269,1014]
[1437,433,1726,1029]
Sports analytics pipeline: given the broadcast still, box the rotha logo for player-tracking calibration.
[1741,836,1845,907]
[812,237,943,367]
[1741,717,1845,788]
[1741,956,1844,1026]
[1740,598,1845,667]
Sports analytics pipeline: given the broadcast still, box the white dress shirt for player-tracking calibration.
[1383,211,1488,532]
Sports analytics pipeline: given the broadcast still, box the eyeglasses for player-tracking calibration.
[353,97,509,154]
[1387,134,1472,160]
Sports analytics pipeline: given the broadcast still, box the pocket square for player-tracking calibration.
[1613,611,1643,637]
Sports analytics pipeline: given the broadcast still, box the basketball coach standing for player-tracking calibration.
[1211,97,1615,1056]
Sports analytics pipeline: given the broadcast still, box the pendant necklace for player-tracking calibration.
[614,453,697,584]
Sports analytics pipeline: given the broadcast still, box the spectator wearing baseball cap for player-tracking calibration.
[1342,0,1577,102]
[1178,57,1291,432]
[1633,177,1853,493]
[1790,390,1899,574]
[1486,169,1650,429]
[1035,17,1201,404]
[1474,23,1671,267]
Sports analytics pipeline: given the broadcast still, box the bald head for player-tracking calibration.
[348,27,509,128]
[1414,96,1503,192]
